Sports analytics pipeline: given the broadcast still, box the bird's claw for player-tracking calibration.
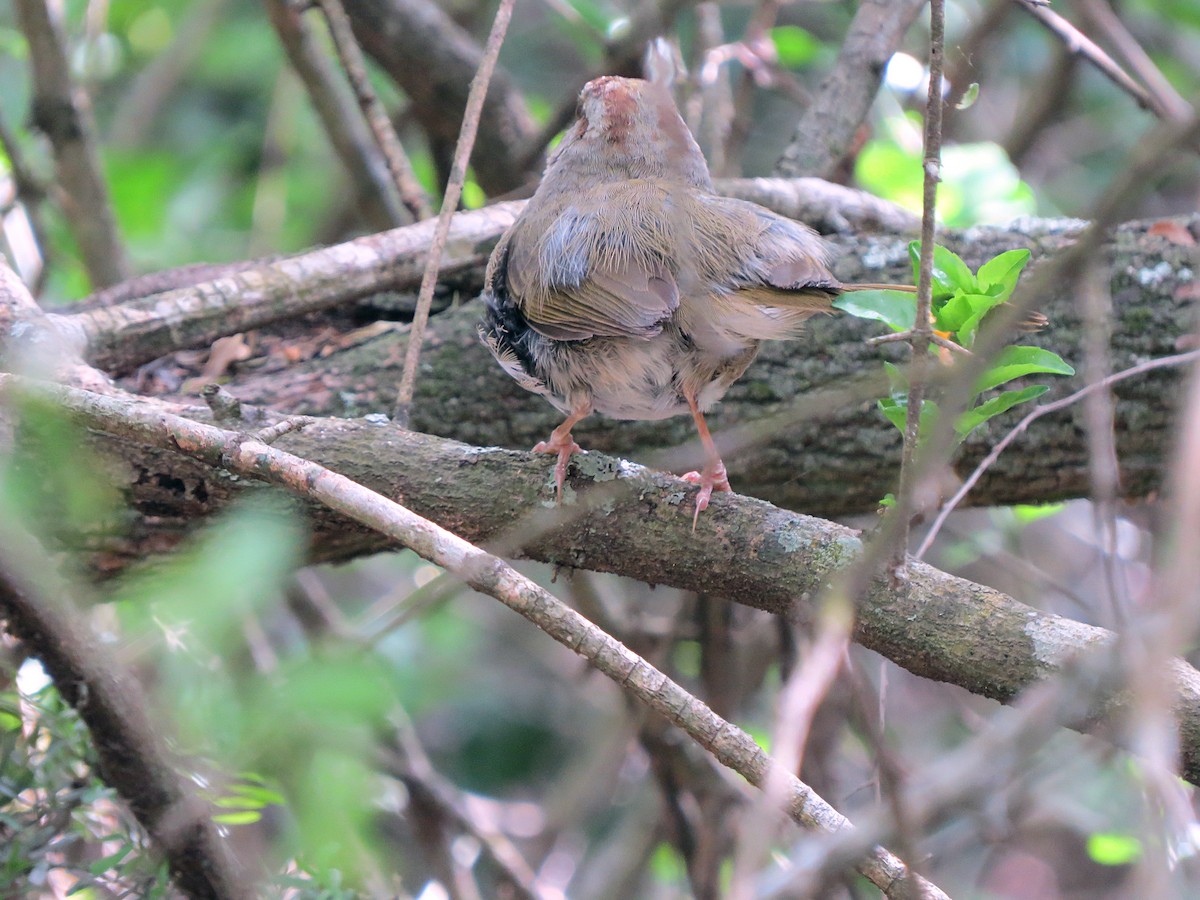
[681,463,731,529]
[533,437,582,502]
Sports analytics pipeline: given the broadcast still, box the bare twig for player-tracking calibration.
[392,0,516,426]
[0,109,52,293]
[915,348,1200,559]
[342,0,541,196]
[1009,0,1187,121]
[1079,263,1129,626]
[868,330,969,355]
[892,0,945,573]
[313,0,433,221]
[14,0,131,287]
[384,711,545,900]
[1074,0,1193,122]
[262,0,409,229]
[1,374,951,899]
[775,0,927,179]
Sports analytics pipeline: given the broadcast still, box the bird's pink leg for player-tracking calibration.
[533,402,593,501]
[681,391,732,528]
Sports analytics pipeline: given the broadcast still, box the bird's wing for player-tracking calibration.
[501,186,681,342]
[693,196,842,312]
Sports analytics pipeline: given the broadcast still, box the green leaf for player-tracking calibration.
[933,292,1001,335]
[769,25,819,68]
[975,346,1075,393]
[977,249,1031,301]
[956,385,1048,436]
[1012,503,1065,523]
[878,397,907,433]
[933,245,977,292]
[833,290,915,332]
[88,844,134,875]
[907,241,974,298]
[955,82,980,110]
[213,810,262,825]
[1087,832,1142,866]
[883,361,908,394]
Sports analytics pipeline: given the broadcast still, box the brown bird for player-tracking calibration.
[479,75,897,525]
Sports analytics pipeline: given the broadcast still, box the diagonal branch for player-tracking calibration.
[11,378,1200,789]
[1010,0,1192,122]
[0,373,949,899]
[313,0,433,221]
[263,0,411,229]
[14,0,130,287]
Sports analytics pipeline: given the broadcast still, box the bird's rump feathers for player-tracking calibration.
[494,179,841,348]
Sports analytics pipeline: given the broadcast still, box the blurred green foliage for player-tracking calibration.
[1,0,1198,894]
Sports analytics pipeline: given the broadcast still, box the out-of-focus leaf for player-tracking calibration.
[1087,832,1142,865]
[770,25,819,68]
[1012,503,1065,523]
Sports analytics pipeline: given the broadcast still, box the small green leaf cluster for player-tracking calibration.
[834,242,1074,444]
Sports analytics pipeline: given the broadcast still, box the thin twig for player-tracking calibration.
[1074,0,1193,122]
[868,331,970,355]
[1,373,952,900]
[915,348,1200,559]
[314,0,432,221]
[393,0,516,426]
[892,0,945,574]
[14,0,130,288]
[1079,263,1129,626]
[1009,0,1181,120]
[0,109,52,293]
[263,0,409,229]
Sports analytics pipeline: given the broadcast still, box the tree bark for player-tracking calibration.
[221,214,1200,519]
[15,387,1200,789]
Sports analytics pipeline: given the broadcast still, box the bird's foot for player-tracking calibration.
[533,435,583,502]
[681,462,731,529]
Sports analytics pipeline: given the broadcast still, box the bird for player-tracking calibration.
[478,75,900,526]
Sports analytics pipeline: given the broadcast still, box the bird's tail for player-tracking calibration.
[841,283,917,292]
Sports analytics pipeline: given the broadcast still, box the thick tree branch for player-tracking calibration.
[44,179,912,374]
[10,380,1200,790]
[0,374,947,899]
[216,214,1198,518]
